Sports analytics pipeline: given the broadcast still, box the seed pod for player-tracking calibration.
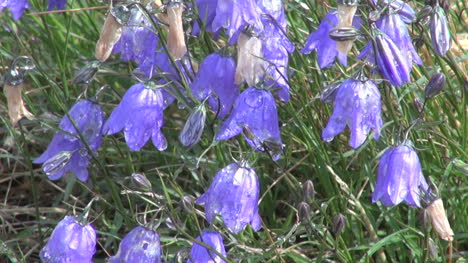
[302,180,315,202]
[42,151,72,177]
[73,61,101,84]
[297,202,311,222]
[178,105,206,147]
[95,11,123,62]
[320,82,341,104]
[332,213,346,237]
[329,27,359,42]
[425,198,454,241]
[167,3,187,60]
[429,6,451,56]
[424,73,446,99]
[131,173,152,192]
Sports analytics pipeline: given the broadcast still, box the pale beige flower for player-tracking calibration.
[336,4,357,54]
[426,198,454,241]
[95,12,123,62]
[235,33,264,87]
[4,83,33,126]
[167,3,187,60]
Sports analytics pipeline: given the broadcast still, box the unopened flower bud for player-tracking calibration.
[297,202,311,222]
[413,98,424,113]
[167,3,187,60]
[235,33,264,86]
[131,173,152,191]
[302,180,315,202]
[332,213,346,237]
[425,198,454,241]
[42,151,72,177]
[320,82,341,104]
[178,105,206,147]
[73,61,101,84]
[430,6,451,56]
[425,73,446,98]
[95,11,123,62]
[181,195,195,213]
[329,27,359,42]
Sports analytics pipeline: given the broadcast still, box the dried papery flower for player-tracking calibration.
[336,1,358,54]
[167,3,187,60]
[425,198,454,241]
[430,5,451,56]
[95,11,123,62]
[235,33,264,87]
[3,83,33,126]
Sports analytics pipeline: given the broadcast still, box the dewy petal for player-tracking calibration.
[187,231,227,263]
[108,226,162,263]
[197,163,262,234]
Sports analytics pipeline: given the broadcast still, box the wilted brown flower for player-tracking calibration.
[235,33,264,86]
[95,12,123,62]
[425,198,454,241]
[167,3,187,60]
[4,83,33,126]
[336,2,358,54]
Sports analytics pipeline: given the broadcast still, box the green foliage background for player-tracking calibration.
[0,0,466,262]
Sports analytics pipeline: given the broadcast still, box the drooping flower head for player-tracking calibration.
[103,82,173,152]
[40,216,97,263]
[257,0,294,102]
[0,0,30,20]
[372,143,429,207]
[113,8,159,78]
[190,52,239,118]
[34,100,104,181]
[212,0,263,43]
[358,26,411,87]
[108,226,162,263]
[302,11,349,69]
[216,87,282,160]
[197,163,262,234]
[188,230,227,263]
[48,0,67,11]
[322,77,383,149]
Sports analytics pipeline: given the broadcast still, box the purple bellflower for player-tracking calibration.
[192,0,219,36]
[371,0,415,24]
[188,230,227,263]
[108,226,162,263]
[34,100,104,182]
[40,216,97,263]
[430,5,451,56]
[212,0,263,43]
[48,0,67,11]
[375,13,422,67]
[322,77,383,149]
[197,163,262,234]
[113,9,159,78]
[103,82,172,152]
[0,0,30,20]
[216,87,282,160]
[191,52,239,118]
[358,27,411,87]
[372,143,429,207]
[302,11,359,69]
[258,0,294,102]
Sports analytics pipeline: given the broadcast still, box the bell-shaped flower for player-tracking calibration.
[0,0,30,20]
[34,100,104,181]
[212,0,263,43]
[376,13,422,66]
[197,163,262,234]
[322,77,383,149]
[301,11,348,69]
[192,0,219,35]
[113,8,159,78]
[258,0,294,102]
[108,226,162,263]
[430,5,451,56]
[40,216,96,263]
[358,28,411,87]
[48,0,67,10]
[187,230,227,263]
[372,143,429,207]
[103,82,172,151]
[190,53,239,118]
[216,87,282,160]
